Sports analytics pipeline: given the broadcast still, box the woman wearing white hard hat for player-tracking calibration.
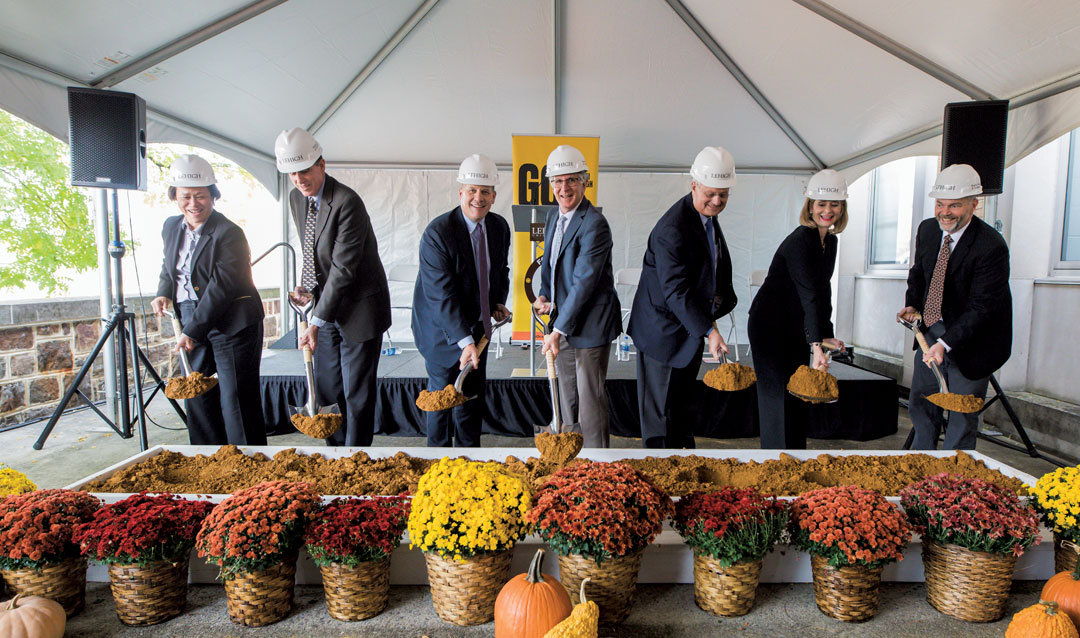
[150,154,267,446]
[747,169,849,449]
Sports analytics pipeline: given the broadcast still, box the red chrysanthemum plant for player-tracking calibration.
[790,485,912,569]
[74,492,214,566]
[304,496,410,568]
[526,462,674,565]
[673,487,788,567]
[196,480,321,578]
[0,489,101,570]
[900,472,1040,557]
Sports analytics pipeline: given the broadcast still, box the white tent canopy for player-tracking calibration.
[3,0,1080,196]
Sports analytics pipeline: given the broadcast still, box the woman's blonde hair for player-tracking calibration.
[799,198,848,234]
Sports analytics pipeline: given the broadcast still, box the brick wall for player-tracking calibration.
[0,290,282,427]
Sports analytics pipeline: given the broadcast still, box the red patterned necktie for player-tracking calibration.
[923,234,952,327]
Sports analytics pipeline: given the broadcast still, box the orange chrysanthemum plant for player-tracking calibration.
[790,485,912,569]
[195,480,320,578]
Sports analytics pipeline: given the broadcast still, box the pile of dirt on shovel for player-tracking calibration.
[787,365,838,403]
[416,384,467,411]
[703,363,757,391]
[291,413,343,438]
[164,372,217,399]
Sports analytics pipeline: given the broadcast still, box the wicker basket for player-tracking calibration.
[320,557,391,621]
[1,556,86,617]
[693,555,763,617]
[557,550,644,624]
[809,554,883,622]
[424,550,512,626]
[223,555,298,627]
[922,540,1016,622]
[1054,533,1079,575]
[108,557,189,626]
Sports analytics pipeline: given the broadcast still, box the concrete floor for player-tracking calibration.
[1,396,1062,636]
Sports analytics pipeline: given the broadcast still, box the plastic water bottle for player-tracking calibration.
[618,334,631,361]
[381,346,399,356]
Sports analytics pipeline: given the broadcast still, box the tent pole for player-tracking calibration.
[94,188,117,424]
[280,173,293,339]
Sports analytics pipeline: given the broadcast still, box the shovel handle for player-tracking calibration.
[298,320,313,364]
[476,335,491,356]
[545,349,556,380]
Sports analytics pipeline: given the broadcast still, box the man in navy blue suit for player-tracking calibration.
[533,145,622,448]
[412,154,510,447]
[628,147,739,448]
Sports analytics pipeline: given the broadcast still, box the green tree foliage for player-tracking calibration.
[0,110,95,293]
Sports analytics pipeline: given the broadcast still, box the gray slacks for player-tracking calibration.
[553,335,611,448]
[909,352,990,450]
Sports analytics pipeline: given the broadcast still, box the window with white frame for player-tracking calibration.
[866,156,939,269]
[1060,128,1080,264]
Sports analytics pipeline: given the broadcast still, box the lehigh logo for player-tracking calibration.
[282,154,304,163]
[179,173,200,179]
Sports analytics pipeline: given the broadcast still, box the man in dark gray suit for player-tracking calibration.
[533,145,622,447]
[275,128,392,446]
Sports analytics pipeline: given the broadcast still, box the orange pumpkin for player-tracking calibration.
[0,594,66,638]
[494,548,573,638]
[1005,600,1078,638]
[1043,543,1080,629]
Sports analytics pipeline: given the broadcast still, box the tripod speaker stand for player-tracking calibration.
[34,189,185,451]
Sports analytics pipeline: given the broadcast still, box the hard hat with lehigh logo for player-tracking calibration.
[928,164,982,199]
[168,154,216,187]
[274,128,323,173]
[805,169,847,200]
[545,145,589,178]
[690,146,737,188]
[457,153,499,186]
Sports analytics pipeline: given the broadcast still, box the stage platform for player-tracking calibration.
[260,343,897,442]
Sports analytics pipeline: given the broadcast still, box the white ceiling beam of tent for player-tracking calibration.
[665,0,825,170]
[91,0,289,89]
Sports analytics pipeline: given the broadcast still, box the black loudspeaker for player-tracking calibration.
[941,100,1008,195]
[68,87,147,190]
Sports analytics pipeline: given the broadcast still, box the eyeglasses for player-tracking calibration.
[549,176,583,187]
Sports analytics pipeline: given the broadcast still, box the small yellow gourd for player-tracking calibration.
[544,577,599,638]
[1005,600,1079,638]
[0,594,67,638]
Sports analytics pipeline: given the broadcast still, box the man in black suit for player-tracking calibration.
[533,145,622,448]
[898,164,1012,450]
[151,155,266,446]
[275,128,392,446]
[411,154,510,447]
[628,146,738,448]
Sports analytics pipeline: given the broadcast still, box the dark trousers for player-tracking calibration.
[315,322,381,446]
[177,301,266,446]
[423,348,489,447]
[748,324,809,449]
[909,352,989,450]
[636,349,702,449]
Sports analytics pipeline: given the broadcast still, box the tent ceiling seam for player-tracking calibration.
[553,0,562,134]
[664,0,825,170]
[308,0,441,135]
[90,0,288,89]
[789,0,995,101]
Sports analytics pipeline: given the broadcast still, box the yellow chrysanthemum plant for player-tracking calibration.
[408,457,532,561]
[1033,466,1080,544]
[0,465,37,497]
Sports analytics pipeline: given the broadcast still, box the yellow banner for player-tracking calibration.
[510,135,600,341]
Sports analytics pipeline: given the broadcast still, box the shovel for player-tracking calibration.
[162,310,218,399]
[788,345,840,404]
[416,314,513,412]
[898,314,984,414]
[703,321,756,391]
[287,294,343,438]
[533,308,564,435]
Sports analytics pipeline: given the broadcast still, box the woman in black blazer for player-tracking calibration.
[748,169,849,449]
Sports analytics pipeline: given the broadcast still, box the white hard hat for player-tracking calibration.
[545,145,589,178]
[928,164,982,199]
[690,146,737,188]
[274,127,323,173]
[806,169,847,200]
[457,153,499,186]
[168,154,216,187]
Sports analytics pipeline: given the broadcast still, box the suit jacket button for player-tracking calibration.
[194,286,200,291]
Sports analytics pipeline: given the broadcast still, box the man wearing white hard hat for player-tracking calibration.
[898,164,1012,450]
[274,128,392,446]
[411,154,510,447]
[628,146,738,448]
[533,145,622,448]
[150,154,267,446]
[749,168,849,449]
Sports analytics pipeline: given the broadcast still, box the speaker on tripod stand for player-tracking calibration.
[34,87,185,451]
